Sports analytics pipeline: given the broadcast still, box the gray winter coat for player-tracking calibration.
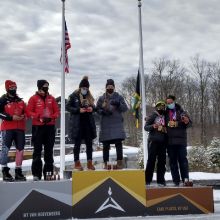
[96,92,128,142]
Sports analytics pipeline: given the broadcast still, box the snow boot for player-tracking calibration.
[2,167,14,182]
[74,161,83,171]
[87,160,95,170]
[15,168,26,181]
[116,160,123,169]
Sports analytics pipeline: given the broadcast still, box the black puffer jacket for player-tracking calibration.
[165,103,192,146]
[66,91,97,140]
[144,111,166,143]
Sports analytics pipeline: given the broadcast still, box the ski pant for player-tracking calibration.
[73,137,93,162]
[0,129,25,167]
[102,140,123,162]
[31,125,55,179]
[145,140,166,184]
[167,144,189,183]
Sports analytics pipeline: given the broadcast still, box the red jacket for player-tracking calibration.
[0,94,26,131]
[26,93,60,126]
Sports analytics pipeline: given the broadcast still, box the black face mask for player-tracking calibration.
[157,110,165,115]
[106,89,114,94]
[42,87,49,93]
[8,89,16,96]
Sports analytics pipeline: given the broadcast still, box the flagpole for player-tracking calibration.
[137,0,148,169]
[60,0,66,178]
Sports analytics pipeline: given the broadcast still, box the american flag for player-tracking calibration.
[61,20,71,73]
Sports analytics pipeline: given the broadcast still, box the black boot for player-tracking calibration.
[2,167,14,182]
[15,168,26,181]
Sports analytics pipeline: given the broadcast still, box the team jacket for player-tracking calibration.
[26,93,60,126]
[0,94,26,130]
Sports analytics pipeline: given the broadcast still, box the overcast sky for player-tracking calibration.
[0,0,220,102]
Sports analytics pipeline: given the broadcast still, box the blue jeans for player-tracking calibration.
[0,130,25,165]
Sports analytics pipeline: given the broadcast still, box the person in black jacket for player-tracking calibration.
[165,95,192,186]
[144,101,167,186]
[66,76,97,171]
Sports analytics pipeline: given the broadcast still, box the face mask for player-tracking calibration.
[107,89,114,94]
[8,89,16,96]
[167,103,175,109]
[42,87,49,93]
[157,110,165,115]
[81,88,88,95]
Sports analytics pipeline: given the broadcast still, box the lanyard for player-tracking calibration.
[169,109,176,121]
[155,115,165,126]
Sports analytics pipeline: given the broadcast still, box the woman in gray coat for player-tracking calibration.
[96,79,128,169]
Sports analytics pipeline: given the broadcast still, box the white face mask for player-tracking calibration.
[81,88,88,95]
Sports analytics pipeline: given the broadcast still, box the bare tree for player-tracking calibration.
[190,55,211,145]
[149,58,186,102]
[118,55,219,147]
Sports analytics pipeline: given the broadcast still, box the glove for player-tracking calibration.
[110,99,120,107]
[42,117,52,124]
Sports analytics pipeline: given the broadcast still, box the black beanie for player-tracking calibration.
[79,76,90,88]
[106,79,115,88]
[37,80,49,89]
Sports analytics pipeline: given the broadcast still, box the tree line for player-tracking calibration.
[119,55,220,147]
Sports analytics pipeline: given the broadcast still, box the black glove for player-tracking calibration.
[110,99,120,107]
[43,117,52,124]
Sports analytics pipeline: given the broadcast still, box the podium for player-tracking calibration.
[72,170,146,218]
[0,169,214,219]
[146,186,214,215]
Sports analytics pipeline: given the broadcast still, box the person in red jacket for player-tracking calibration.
[26,80,60,181]
[0,80,26,181]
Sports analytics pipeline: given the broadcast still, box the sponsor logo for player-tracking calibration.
[95,187,125,214]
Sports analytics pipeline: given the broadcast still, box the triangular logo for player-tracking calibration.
[72,178,146,218]
[147,194,204,215]
[7,190,71,220]
[95,187,125,213]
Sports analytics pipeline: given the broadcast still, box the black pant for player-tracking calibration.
[74,137,93,161]
[167,144,189,183]
[103,140,123,162]
[145,141,166,184]
[31,125,55,179]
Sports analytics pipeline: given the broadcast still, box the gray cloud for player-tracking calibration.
[0,0,220,101]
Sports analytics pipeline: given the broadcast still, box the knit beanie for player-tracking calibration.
[79,76,90,88]
[155,100,166,107]
[5,80,17,91]
[106,79,115,88]
[37,80,49,89]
